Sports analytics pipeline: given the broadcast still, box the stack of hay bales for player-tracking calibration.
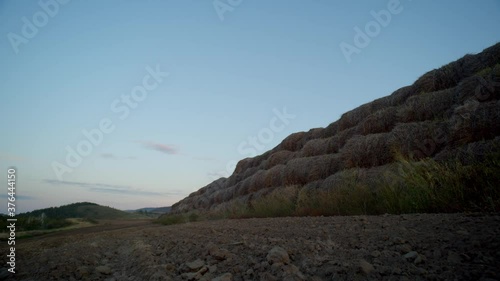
[171,43,500,214]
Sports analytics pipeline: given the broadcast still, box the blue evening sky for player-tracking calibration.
[1,0,499,212]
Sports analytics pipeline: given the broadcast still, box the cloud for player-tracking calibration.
[100,153,117,159]
[138,141,178,155]
[43,179,183,197]
[0,194,37,200]
[100,153,136,160]
[88,187,166,196]
[44,179,131,190]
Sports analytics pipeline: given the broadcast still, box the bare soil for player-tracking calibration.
[1,213,500,281]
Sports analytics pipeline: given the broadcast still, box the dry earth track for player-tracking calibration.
[1,213,499,281]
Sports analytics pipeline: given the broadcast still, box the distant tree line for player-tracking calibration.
[0,213,73,232]
[24,202,98,219]
[0,202,100,232]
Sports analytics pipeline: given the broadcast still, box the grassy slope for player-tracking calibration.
[0,202,148,234]
[25,202,147,220]
[74,204,146,220]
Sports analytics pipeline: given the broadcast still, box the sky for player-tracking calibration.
[1,0,499,213]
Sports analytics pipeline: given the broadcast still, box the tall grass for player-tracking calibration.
[295,170,378,216]
[157,151,500,225]
[250,186,298,217]
[390,151,499,213]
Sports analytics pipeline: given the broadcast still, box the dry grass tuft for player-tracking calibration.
[248,185,299,218]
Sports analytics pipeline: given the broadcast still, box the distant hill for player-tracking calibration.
[1,202,147,232]
[23,202,147,220]
[171,42,500,217]
[126,206,171,214]
[126,206,171,218]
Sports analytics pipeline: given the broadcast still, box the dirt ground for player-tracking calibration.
[1,213,499,281]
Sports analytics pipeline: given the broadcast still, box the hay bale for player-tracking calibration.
[301,138,330,157]
[307,154,341,180]
[433,62,464,90]
[454,75,482,103]
[371,95,392,110]
[212,190,225,205]
[278,131,308,151]
[412,70,439,95]
[326,154,344,176]
[249,186,275,203]
[387,86,414,106]
[265,150,294,169]
[319,166,382,191]
[325,127,358,153]
[309,127,325,139]
[283,157,314,185]
[480,43,500,65]
[412,61,465,95]
[263,164,285,188]
[237,177,252,197]
[193,196,209,209]
[283,154,341,185]
[221,185,237,203]
[341,133,393,168]
[247,170,267,193]
[411,43,500,95]
[360,107,398,135]
[225,172,244,188]
[251,151,271,168]
[450,100,500,145]
[434,137,500,164]
[259,159,270,171]
[193,196,209,210]
[322,123,339,138]
[230,182,242,199]
[234,157,253,174]
[242,166,259,181]
[212,178,228,192]
[389,121,449,160]
[397,88,456,123]
[338,103,372,131]
[466,66,500,102]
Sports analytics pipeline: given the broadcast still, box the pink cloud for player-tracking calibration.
[139,141,178,155]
